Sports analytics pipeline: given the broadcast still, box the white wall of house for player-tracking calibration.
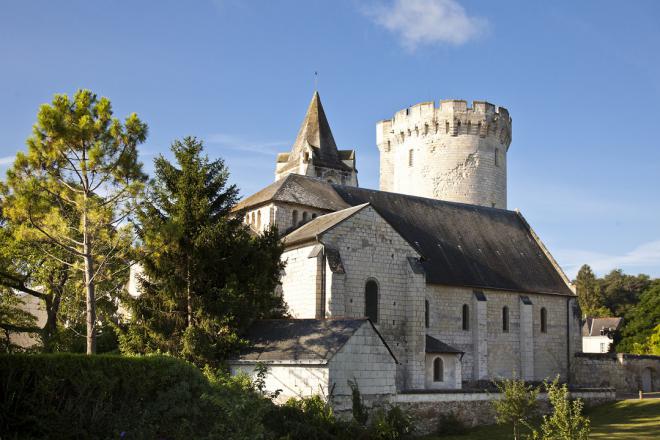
[229,363,329,403]
[280,244,319,318]
[583,335,613,353]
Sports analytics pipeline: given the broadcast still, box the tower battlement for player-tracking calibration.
[377,99,512,209]
[377,100,511,150]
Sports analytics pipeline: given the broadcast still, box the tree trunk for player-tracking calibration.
[83,210,96,355]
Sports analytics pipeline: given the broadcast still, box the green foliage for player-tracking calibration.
[349,379,370,426]
[119,137,285,367]
[265,395,344,440]
[599,269,651,318]
[1,89,146,354]
[436,412,468,436]
[575,265,605,318]
[492,377,539,440]
[0,353,218,439]
[369,406,415,440]
[618,282,660,353]
[535,378,590,440]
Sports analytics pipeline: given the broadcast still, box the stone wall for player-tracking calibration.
[229,363,329,404]
[329,322,397,397]
[427,285,580,383]
[280,244,319,318]
[572,353,660,394]
[332,389,614,434]
[320,206,427,391]
[243,202,329,235]
[377,100,512,209]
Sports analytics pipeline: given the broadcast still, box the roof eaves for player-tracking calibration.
[515,210,576,296]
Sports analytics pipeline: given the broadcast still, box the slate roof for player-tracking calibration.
[278,92,353,173]
[283,204,369,246]
[582,317,623,337]
[425,335,463,354]
[331,185,574,296]
[233,173,350,212]
[232,319,396,362]
[235,175,574,296]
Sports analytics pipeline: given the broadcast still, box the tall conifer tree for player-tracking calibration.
[1,89,147,354]
[121,137,284,366]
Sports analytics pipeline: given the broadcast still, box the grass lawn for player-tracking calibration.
[422,399,660,439]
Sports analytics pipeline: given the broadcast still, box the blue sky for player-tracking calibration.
[1,0,659,278]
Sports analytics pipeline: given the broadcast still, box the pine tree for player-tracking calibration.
[575,265,605,317]
[120,137,284,367]
[1,89,147,354]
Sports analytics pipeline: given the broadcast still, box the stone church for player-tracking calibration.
[228,92,582,401]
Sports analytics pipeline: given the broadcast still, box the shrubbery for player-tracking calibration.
[0,353,417,440]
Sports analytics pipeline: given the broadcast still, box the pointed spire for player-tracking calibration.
[288,92,349,171]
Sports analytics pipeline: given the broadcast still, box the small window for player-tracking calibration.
[462,304,469,331]
[425,300,429,328]
[303,152,309,162]
[457,120,461,133]
[445,121,449,134]
[540,307,547,333]
[269,206,275,226]
[256,211,261,229]
[365,280,378,323]
[495,148,500,167]
[424,124,429,135]
[502,306,509,332]
[251,212,255,225]
[386,141,391,152]
[302,212,308,224]
[433,357,443,382]
[467,121,472,134]
[312,213,317,219]
[292,210,298,227]
[408,149,414,167]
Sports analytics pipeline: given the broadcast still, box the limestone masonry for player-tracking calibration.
[377,100,511,208]
[224,91,654,412]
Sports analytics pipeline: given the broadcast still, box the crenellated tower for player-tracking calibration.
[377,100,512,209]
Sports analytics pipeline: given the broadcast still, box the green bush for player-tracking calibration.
[369,406,414,440]
[0,353,234,439]
[436,412,468,436]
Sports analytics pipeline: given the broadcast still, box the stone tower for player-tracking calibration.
[377,100,512,208]
[275,92,358,186]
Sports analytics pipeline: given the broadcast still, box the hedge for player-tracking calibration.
[0,353,219,440]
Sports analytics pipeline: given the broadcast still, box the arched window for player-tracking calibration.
[408,149,414,167]
[445,121,450,134]
[291,210,298,227]
[467,121,472,134]
[269,206,275,226]
[433,357,443,382]
[462,304,469,331]
[312,213,317,219]
[502,306,509,333]
[256,210,261,229]
[365,280,378,323]
[302,212,308,224]
[251,212,255,224]
[540,307,547,333]
[425,300,429,328]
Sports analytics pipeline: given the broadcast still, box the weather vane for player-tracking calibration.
[314,71,318,91]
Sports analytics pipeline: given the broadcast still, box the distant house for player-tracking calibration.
[582,317,623,353]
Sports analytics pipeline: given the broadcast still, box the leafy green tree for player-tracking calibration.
[119,137,284,367]
[599,269,651,317]
[617,282,660,353]
[575,265,605,317]
[1,89,147,354]
[492,377,539,440]
[536,378,590,440]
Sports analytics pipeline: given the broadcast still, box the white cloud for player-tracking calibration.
[207,133,288,155]
[556,240,660,279]
[362,0,487,50]
[0,156,15,166]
